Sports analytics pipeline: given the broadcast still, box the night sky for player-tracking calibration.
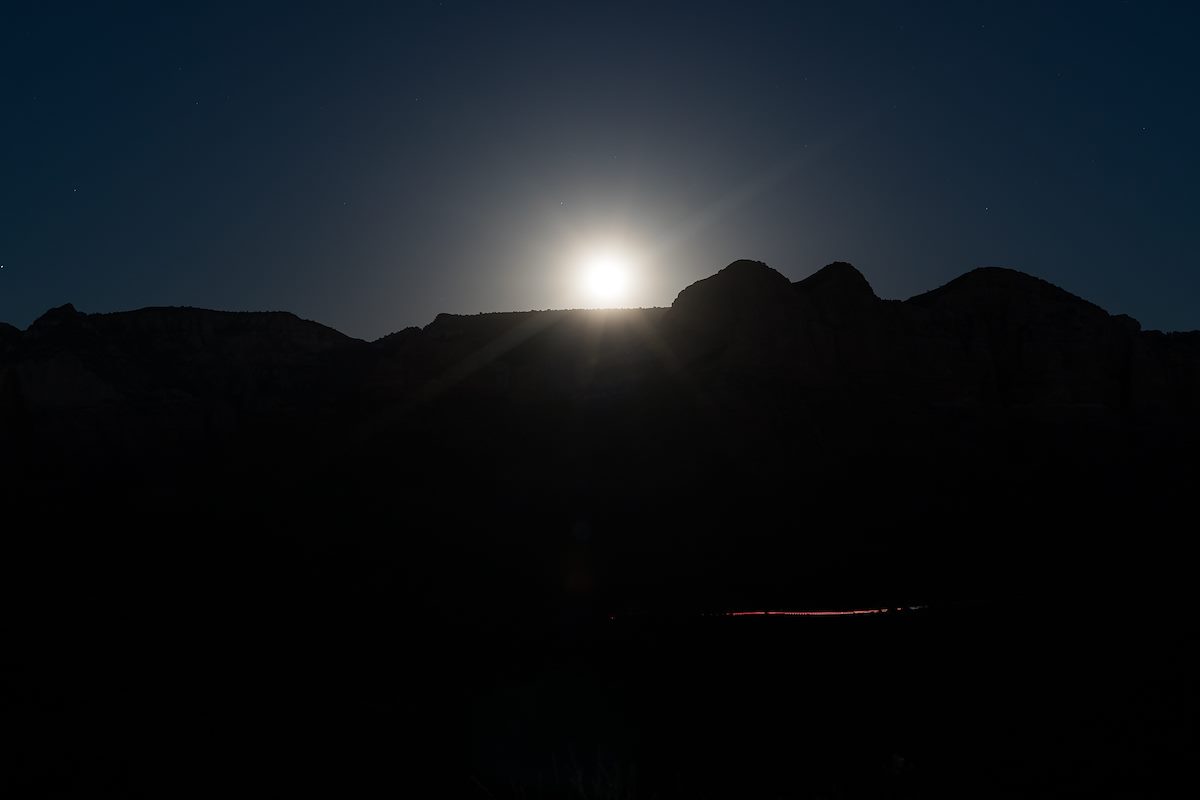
[3,1,1197,339]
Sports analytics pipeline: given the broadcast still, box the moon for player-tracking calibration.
[580,249,634,306]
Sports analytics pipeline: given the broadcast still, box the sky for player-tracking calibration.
[2,1,1197,339]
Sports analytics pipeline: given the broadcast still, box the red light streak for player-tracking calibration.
[605,606,926,620]
[724,608,894,616]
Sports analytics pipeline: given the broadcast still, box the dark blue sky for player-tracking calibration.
[3,1,1197,338]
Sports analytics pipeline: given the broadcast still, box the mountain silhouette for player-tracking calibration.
[3,261,1197,598]
[3,261,1196,796]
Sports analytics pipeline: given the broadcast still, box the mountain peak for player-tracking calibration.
[27,303,85,336]
[717,258,787,279]
[907,266,1113,322]
[792,262,879,322]
[794,261,876,298]
[671,260,793,311]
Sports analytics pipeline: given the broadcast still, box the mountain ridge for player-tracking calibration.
[10,260,1190,344]
[4,260,1198,455]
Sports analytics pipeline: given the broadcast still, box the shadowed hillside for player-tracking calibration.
[3,261,1197,797]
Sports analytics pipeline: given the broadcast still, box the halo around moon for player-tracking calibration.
[578,247,636,306]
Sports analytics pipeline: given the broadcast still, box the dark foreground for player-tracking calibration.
[8,590,1195,798]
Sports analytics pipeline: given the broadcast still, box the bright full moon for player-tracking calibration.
[581,250,633,305]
